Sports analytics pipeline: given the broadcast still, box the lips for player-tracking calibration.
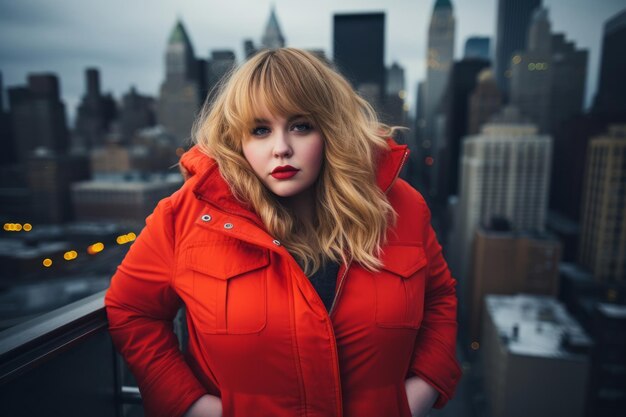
[271,165,299,179]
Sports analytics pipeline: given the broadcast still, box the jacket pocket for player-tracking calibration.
[374,244,428,329]
[186,239,269,334]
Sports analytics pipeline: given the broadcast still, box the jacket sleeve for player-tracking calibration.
[407,197,462,409]
[105,198,207,417]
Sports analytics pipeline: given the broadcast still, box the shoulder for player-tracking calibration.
[387,178,429,216]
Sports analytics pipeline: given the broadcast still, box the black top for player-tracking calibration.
[298,260,340,312]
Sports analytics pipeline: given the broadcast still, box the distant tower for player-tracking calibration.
[156,19,201,146]
[423,0,455,167]
[579,125,626,282]
[510,7,553,133]
[8,74,70,163]
[261,6,286,49]
[494,0,541,95]
[468,69,502,135]
[593,9,626,115]
[464,36,491,61]
[206,50,237,94]
[75,68,108,149]
[333,13,385,112]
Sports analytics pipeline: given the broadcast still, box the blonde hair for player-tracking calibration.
[193,48,397,275]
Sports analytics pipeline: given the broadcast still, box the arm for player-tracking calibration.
[406,196,462,409]
[105,198,209,417]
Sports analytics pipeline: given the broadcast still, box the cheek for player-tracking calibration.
[242,141,264,174]
[303,136,325,171]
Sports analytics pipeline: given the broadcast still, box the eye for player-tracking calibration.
[251,126,271,137]
[291,122,313,133]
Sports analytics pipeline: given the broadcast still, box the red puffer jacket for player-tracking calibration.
[105,140,462,417]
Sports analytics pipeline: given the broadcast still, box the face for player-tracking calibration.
[241,108,324,200]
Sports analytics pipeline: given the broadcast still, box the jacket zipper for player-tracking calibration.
[329,147,409,318]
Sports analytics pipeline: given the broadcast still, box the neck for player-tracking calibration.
[278,188,316,225]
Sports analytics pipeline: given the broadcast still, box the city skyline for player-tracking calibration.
[1,0,624,124]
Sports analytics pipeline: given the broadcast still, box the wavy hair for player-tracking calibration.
[193,48,397,275]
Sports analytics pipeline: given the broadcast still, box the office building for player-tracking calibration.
[119,86,155,142]
[493,0,541,94]
[453,107,552,299]
[482,294,591,417]
[464,36,490,61]
[579,125,626,282]
[8,74,70,163]
[467,227,561,343]
[593,9,626,115]
[333,13,385,110]
[468,69,503,135]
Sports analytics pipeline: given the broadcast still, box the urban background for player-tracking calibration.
[0,0,625,416]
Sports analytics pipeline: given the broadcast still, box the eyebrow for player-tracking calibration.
[253,114,308,124]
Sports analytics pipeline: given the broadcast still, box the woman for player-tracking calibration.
[105,48,461,417]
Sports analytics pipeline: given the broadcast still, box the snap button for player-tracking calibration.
[224,223,234,229]
[272,239,281,246]
[201,214,212,222]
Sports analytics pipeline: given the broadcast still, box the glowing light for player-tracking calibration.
[63,250,78,261]
[3,223,9,231]
[43,258,53,267]
[15,224,23,231]
[512,55,522,65]
[471,341,480,350]
[528,63,536,71]
[127,232,137,241]
[425,157,434,166]
[403,103,410,112]
[398,90,407,99]
[88,242,105,255]
[23,223,33,232]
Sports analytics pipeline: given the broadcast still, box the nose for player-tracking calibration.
[272,131,292,158]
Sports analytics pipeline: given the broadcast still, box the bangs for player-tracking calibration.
[226,50,331,136]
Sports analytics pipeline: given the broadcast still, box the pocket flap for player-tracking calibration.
[380,245,428,278]
[185,241,270,280]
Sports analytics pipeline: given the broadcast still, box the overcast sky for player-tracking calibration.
[1,0,624,125]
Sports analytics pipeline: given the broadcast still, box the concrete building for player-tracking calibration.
[493,0,541,94]
[119,86,155,142]
[206,50,236,98]
[579,125,626,282]
[463,36,490,61]
[75,68,110,149]
[435,57,490,205]
[467,227,561,344]
[333,12,385,112]
[8,74,70,164]
[27,149,91,224]
[156,19,201,146]
[482,294,592,417]
[71,174,183,225]
[593,9,626,115]
[468,69,503,135]
[423,0,455,157]
[453,107,552,309]
[261,6,286,49]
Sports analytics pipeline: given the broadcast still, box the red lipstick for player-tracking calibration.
[271,165,299,179]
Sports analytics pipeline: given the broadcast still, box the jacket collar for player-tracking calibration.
[180,139,409,225]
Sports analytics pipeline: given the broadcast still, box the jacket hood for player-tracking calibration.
[179,139,409,224]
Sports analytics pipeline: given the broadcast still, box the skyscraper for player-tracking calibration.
[75,68,110,149]
[579,125,626,282]
[333,13,385,110]
[435,57,490,204]
[494,0,541,94]
[593,8,626,115]
[8,74,70,163]
[453,107,552,291]
[156,20,201,146]
[464,36,490,61]
[510,7,552,133]
[206,50,236,96]
[423,0,455,152]
[468,69,503,135]
[261,6,286,49]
